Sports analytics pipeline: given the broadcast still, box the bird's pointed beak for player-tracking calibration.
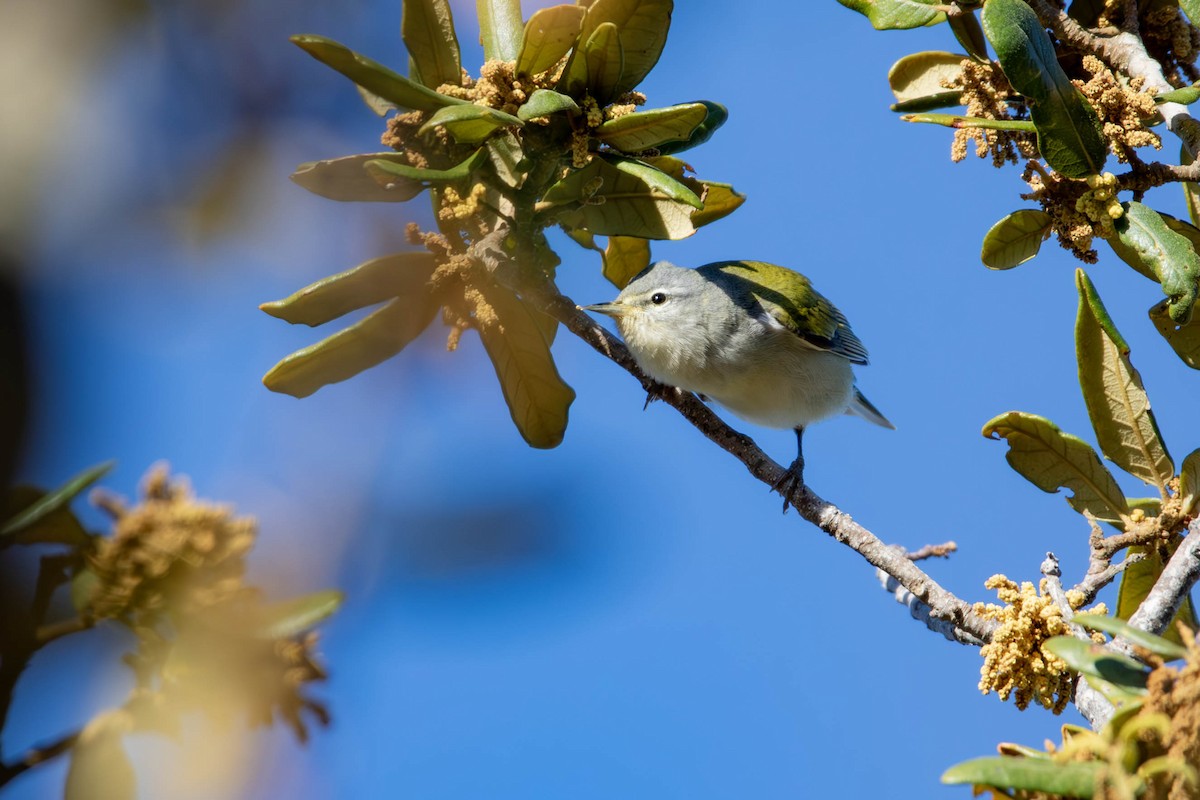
[579,301,628,318]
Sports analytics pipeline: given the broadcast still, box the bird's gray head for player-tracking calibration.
[582,261,724,344]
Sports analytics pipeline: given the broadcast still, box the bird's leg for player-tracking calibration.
[642,382,691,410]
[770,427,805,514]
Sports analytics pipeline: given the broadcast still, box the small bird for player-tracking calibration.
[582,260,893,505]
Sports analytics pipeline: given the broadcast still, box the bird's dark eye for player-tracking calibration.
[651,292,667,305]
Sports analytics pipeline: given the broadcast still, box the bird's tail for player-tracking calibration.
[846,387,895,430]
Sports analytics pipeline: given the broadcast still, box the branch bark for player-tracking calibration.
[1127,521,1200,636]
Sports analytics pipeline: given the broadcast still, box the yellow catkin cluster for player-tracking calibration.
[437,183,487,222]
[429,252,498,351]
[381,110,431,167]
[1095,0,1125,28]
[1022,164,1105,262]
[604,90,647,121]
[88,464,255,622]
[945,59,1038,166]
[1139,632,1200,800]
[1142,6,1200,88]
[974,575,1107,713]
[1074,56,1161,162]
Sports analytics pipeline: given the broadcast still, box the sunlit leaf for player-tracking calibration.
[981,209,1052,269]
[1073,613,1189,659]
[476,283,575,448]
[542,156,700,239]
[570,0,673,96]
[982,0,1107,178]
[260,253,437,327]
[2,461,112,538]
[655,101,727,155]
[363,148,489,188]
[1113,202,1200,323]
[518,88,580,121]
[603,236,650,288]
[253,589,344,640]
[837,0,945,29]
[690,181,745,228]
[1075,270,1173,489]
[1156,83,1200,105]
[290,35,465,111]
[1149,296,1200,368]
[1182,0,1200,26]
[982,411,1129,521]
[942,756,1101,797]
[263,294,440,398]
[1182,448,1200,515]
[594,103,708,152]
[888,51,966,111]
[580,21,624,104]
[1182,145,1200,228]
[901,112,1036,132]
[292,153,426,202]
[402,0,462,90]
[1116,545,1198,647]
[487,132,528,188]
[418,104,524,144]
[1043,636,1149,691]
[477,0,524,62]
[516,4,586,77]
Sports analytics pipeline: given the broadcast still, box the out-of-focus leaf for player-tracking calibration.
[292,154,426,202]
[65,712,136,800]
[837,0,945,29]
[71,567,98,614]
[982,0,1107,178]
[476,283,575,448]
[562,227,600,251]
[260,253,437,327]
[1075,270,1173,489]
[948,9,989,61]
[517,4,586,77]
[418,104,523,144]
[1183,145,1200,228]
[655,101,728,155]
[981,209,1052,269]
[1157,84,1200,105]
[290,35,465,111]
[1113,202,1200,323]
[2,461,112,538]
[594,103,708,152]
[263,295,440,398]
[603,236,650,288]
[1181,448,1200,515]
[570,0,673,96]
[355,85,395,116]
[542,156,700,239]
[363,148,488,188]
[1073,613,1189,659]
[1182,0,1200,26]
[1043,636,1149,691]
[942,756,1101,797]
[402,0,462,90]
[1,487,91,548]
[253,590,344,640]
[518,88,580,120]
[982,411,1129,521]
[888,51,966,111]
[1149,296,1200,368]
[1117,545,1198,647]
[477,0,524,61]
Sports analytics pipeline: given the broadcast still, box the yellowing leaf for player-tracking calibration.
[888,51,967,111]
[1180,449,1200,515]
[603,236,650,288]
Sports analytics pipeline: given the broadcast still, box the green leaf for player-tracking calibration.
[260,253,437,328]
[901,112,1036,132]
[888,51,966,111]
[1182,145,1200,229]
[836,0,946,29]
[1043,636,1149,691]
[981,0,1107,178]
[66,718,136,800]
[1073,613,1189,659]
[1181,448,1200,515]
[476,283,575,448]
[1117,545,1198,647]
[1156,83,1200,105]
[355,85,396,116]
[71,567,98,613]
[603,236,650,288]
[981,209,1053,269]
[290,35,465,112]
[942,756,1101,798]
[418,104,524,144]
[402,0,462,90]
[1075,270,1174,489]
[1113,202,1200,323]
[253,589,344,639]
[1182,0,1200,26]
[476,0,524,62]
[1,486,92,548]
[291,153,427,202]
[363,148,489,188]
[691,181,745,228]
[594,103,708,152]
[542,156,700,239]
[982,411,1130,521]
[487,131,528,188]
[2,461,113,538]
[517,4,586,77]
[948,8,990,61]
[518,88,580,120]
[1149,296,1200,368]
[654,101,728,155]
[263,295,440,398]
[569,0,673,97]
[579,21,624,104]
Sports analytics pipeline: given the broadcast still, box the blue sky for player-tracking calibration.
[6,0,1198,797]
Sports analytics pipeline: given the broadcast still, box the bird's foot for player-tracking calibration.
[771,456,805,515]
[643,382,688,411]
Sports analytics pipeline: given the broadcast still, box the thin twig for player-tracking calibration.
[0,730,79,788]
[1041,552,1116,728]
[906,541,958,561]
[1071,550,1148,606]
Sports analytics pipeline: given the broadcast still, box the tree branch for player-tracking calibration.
[1041,553,1115,728]
[0,730,78,788]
